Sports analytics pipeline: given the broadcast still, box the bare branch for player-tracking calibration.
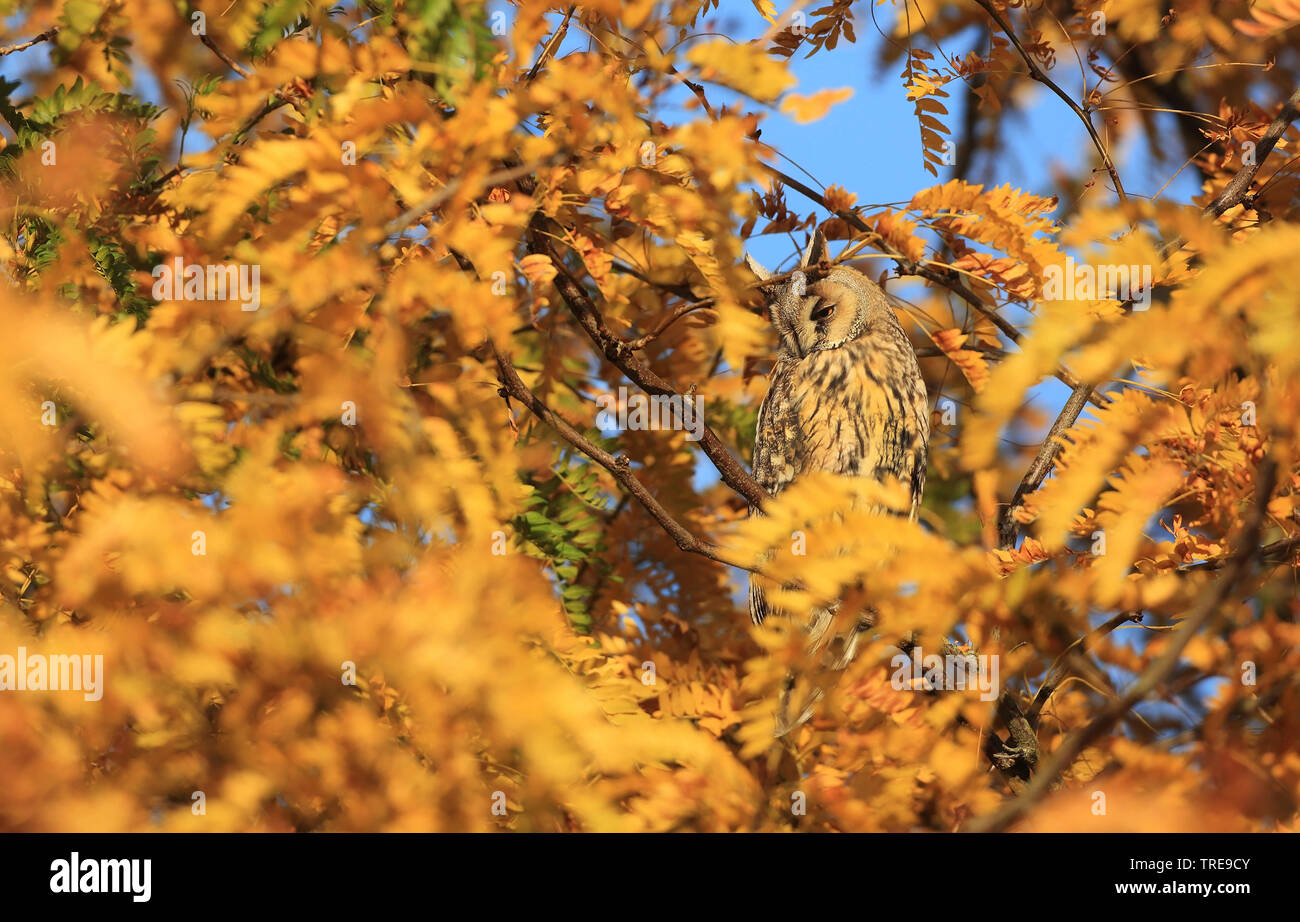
[526,220,771,509]
[623,298,716,351]
[997,379,1093,549]
[1026,610,1145,726]
[524,6,576,83]
[199,32,252,79]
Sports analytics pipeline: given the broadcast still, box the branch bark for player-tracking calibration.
[997,378,1092,549]
[1025,610,1145,726]
[1205,86,1300,218]
[0,27,57,57]
[198,32,252,79]
[446,245,760,574]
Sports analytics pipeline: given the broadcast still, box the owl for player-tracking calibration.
[745,228,930,733]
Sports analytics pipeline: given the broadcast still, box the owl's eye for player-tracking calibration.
[810,300,835,323]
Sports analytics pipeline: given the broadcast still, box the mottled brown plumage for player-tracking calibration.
[745,229,930,732]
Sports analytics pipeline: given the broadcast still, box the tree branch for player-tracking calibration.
[198,32,252,79]
[997,378,1093,549]
[969,0,1128,203]
[491,344,756,572]
[0,27,57,57]
[525,219,771,509]
[1194,534,1300,571]
[1205,86,1300,218]
[446,244,760,572]
[523,5,575,83]
[966,457,1278,832]
[623,298,716,350]
[1025,610,1145,726]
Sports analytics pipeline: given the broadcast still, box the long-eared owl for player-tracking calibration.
[745,228,930,732]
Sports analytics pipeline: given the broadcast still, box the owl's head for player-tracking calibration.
[745,228,899,360]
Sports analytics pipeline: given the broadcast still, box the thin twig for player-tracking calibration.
[0,27,57,57]
[383,157,563,237]
[624,298,716,350]
[1026,610,1144,725]
[1184,534,1300,572]
[199,32,252,79]
[524,6,575,83]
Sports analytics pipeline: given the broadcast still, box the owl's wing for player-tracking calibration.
[750,363,802,496]
[748,366,799,626]
[903,353,931,521]
[907,423,928,521]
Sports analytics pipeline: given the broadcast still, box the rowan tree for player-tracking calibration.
[0,0,1297,832]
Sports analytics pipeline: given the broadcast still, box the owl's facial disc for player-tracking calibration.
[803,280,861,352]
[771,275,865,359]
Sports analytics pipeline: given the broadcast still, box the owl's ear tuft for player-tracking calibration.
[800,227,829,270]
[744,252,772,283]
[745,253,782,303]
